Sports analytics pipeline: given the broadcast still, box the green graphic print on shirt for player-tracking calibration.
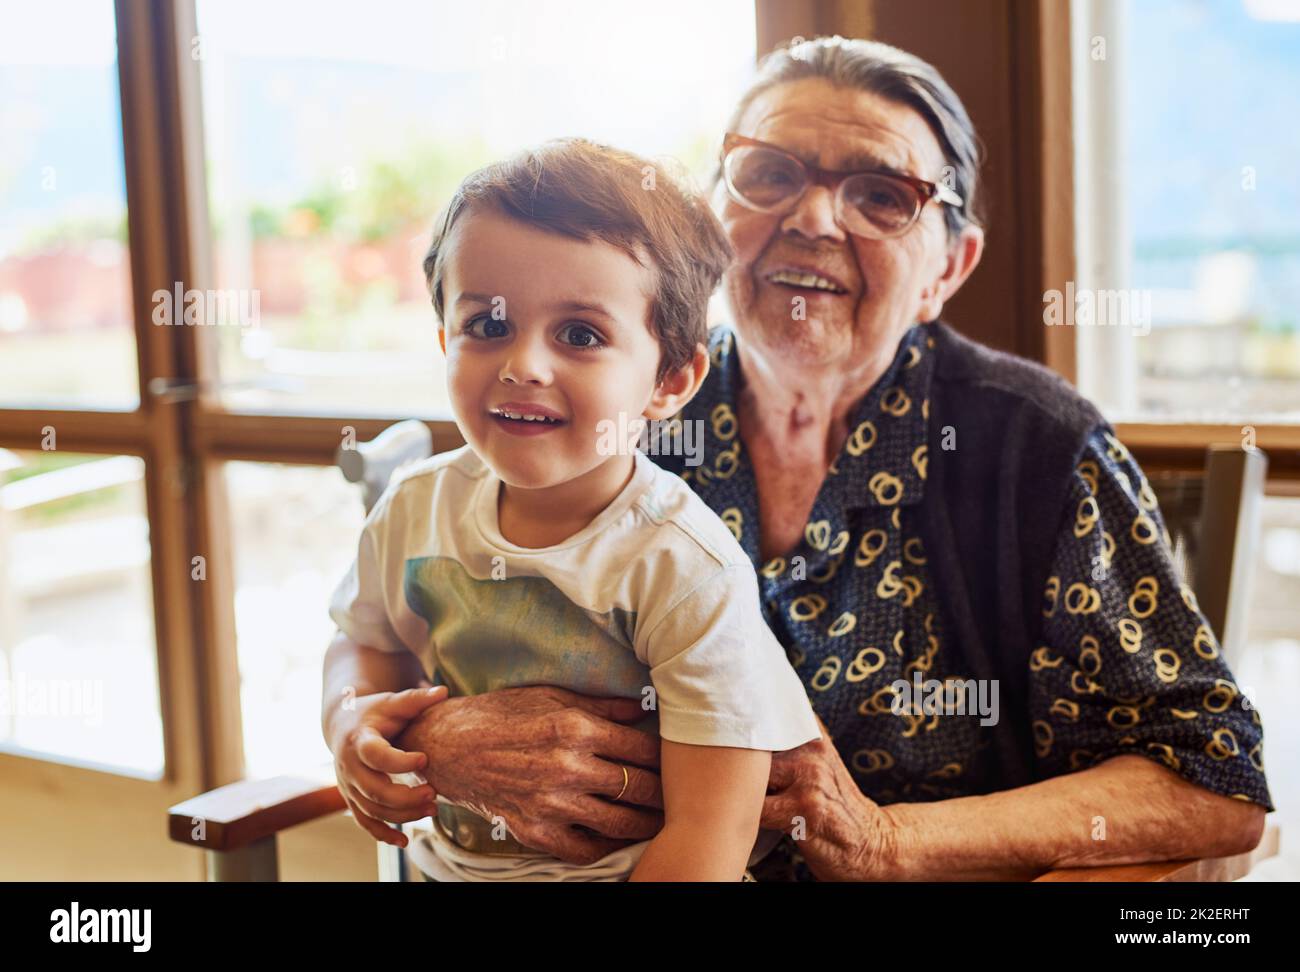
[402,556,657,733]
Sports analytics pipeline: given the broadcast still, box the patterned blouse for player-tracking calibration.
[650,321,1273,879]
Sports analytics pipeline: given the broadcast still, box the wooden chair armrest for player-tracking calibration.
[1033,823,1280,882]
[168,765,346,853]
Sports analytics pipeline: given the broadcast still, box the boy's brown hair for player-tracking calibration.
[422,137,734,384]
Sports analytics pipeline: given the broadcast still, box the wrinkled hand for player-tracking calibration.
[759,714,897,881]
[396,685,665,865]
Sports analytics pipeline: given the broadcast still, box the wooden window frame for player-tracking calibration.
[0,1,210,791]
[0,0,223,877]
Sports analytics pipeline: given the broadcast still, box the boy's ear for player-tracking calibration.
[644,342,709,420]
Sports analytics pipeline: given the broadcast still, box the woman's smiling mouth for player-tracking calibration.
[765,268,849,295]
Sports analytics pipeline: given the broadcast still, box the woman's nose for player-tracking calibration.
[781,184,846,243]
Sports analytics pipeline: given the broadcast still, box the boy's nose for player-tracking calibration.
[498,341,552,386]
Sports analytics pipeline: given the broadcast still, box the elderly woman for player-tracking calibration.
[344,36,1272,880]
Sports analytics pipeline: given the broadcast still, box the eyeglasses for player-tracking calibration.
[719,133,964,240]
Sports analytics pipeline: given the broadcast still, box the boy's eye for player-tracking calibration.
[463,315,509,339]
[557,322,605,350]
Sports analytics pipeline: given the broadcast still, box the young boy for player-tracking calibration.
[325,138,820,881]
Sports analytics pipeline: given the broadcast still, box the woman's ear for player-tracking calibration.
[437,326,446,355]
[917,224,985,322]
[644,342,710,420]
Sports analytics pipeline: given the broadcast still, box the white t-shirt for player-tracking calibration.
[327,444,820,878]
[329,443,818,749]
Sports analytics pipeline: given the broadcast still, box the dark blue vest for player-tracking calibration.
[920,320,1108,789]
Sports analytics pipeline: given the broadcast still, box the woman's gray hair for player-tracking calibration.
[721,35,986,240]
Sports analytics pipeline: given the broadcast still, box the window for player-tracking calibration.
[1073,0,1300,424]
[1073,0,1299,877]
[0,0,764,879]
[0,0,137,409]
[0,449,162,774]
[1235,494,1300,857]
[224,461,363,778]
[193,0,756,418]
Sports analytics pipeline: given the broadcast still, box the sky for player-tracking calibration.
[1125,0,1300,243]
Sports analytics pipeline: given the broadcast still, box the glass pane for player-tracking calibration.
[1235,495,1300,878]
[224,461,364,778]
[0,2,138,409]
[1093,0,1300,422]
[0,449,162,775]
[194,0,756,417]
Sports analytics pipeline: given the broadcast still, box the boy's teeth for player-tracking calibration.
[496,410,557,423]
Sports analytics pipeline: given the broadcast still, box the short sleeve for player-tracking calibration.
[328,488,406,654]
[640,563,821,752]
[1029,428,1274,811]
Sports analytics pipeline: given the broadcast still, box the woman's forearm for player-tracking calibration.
[877,755,1266,881]
[320,630,424,743]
